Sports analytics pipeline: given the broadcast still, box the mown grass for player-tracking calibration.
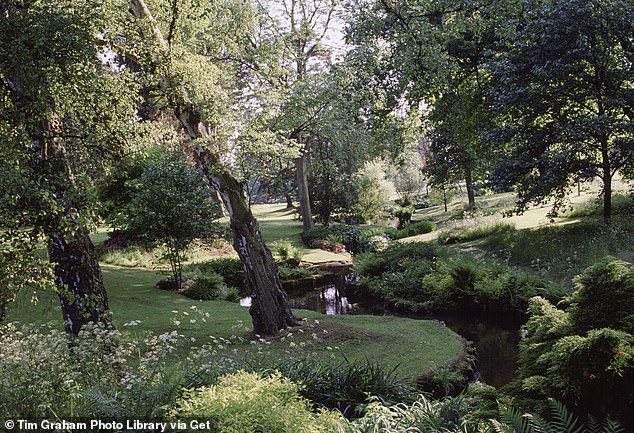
[7,262,466,380]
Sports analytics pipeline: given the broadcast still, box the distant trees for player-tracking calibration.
[490,0,634,222]
[347,0,633,219]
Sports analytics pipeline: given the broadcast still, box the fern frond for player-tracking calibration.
[546,399,583,433]
[498,407,533,433]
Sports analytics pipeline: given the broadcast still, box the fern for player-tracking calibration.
[546,399,584,433]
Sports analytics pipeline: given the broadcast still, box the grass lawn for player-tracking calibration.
[7,262,466,381]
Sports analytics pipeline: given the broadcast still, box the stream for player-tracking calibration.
[240,275,522,388]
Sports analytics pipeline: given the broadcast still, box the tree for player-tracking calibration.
[115,151,220,289]
[346,0,501,210]
[490,0,634,222]
[127,0,297,335]
[0,0,139,334]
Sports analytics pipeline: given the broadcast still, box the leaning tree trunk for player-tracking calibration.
[48,226,113,335]
[296,152,314,232]
[195,148,297,335]
[129,0,297,336]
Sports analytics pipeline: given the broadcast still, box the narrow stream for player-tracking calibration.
[241,277,522,388]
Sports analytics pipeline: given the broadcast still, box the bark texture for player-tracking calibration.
[48,227,113,335]
[195,148,297,335]
[129,0,297,335]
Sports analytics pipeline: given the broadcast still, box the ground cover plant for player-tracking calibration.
[355,242,565,317]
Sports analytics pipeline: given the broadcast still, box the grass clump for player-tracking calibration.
[184,273,225,300]
[243,358,417,418]
[100,246,158,267]
[439,222,516,245]
[278,264,316,281]
[184,257,244,287]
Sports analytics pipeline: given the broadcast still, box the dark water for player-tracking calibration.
[240,276,521,387]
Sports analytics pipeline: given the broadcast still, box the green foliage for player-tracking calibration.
[440,223,517,245]
[243,357,417,419]
[390,220,437,240]
[185,274,225,301]
[352,161,395,223]
[514,281,634,426]
[395,206,414,228]
[272,239,305,265]
[184,258,244,288]
[356,243,560,315]
[172,371,343,433]
[489,0,634,221]
[349,394,490,433]
[114,151,220,288]
[493,399,624,433]
[569,259,634,334]
[302,225,362,253]
[278,265,315,281]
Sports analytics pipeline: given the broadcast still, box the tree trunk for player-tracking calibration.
[600,137,612,223]
[465,168,476,209]
[48,227,113,335]
[285,191,294,209]
[129,0,297,335]
[296,152,314,232]
[443,184,448,212]
[195,148,297,335]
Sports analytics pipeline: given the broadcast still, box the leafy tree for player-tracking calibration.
[127,0,298,336]
[0,0,139,334]
[353,160,395,223]
[490,0,634,222]
[115,151,219,289]
[393,150,426,204]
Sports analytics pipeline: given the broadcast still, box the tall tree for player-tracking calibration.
[490,0,634,222]
[0,0,139,334]
[346,0,501,209]
[127,0,297,335]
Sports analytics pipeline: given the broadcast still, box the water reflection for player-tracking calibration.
[239,276,522,387]
[241,285,363,315]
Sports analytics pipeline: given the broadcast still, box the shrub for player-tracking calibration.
[171,371,344,432]
[394,206,413,229]
[185,274,225,300]
[243,358,417,419]
[389,220,436,240]
[364,235,391,253]
[439,222,516,245]
[302,225,361,253]
[184,257,244,287]
[278,264,315,281]
[272,240,305,265]
[569,258,634,334]
[223,287,241,303]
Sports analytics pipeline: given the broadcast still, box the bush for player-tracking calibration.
[389,220,436,240]
[278,264,315,281]
[569,259,634,334]
[394,206,413,229]
[302,225,361,253]
[272,240,304,265]
[171,371,344,432]
[184,257,244,288]
[223,287,241,303]
[185,274,225,300]
[243,358,417,419]
[439,222,516,245]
